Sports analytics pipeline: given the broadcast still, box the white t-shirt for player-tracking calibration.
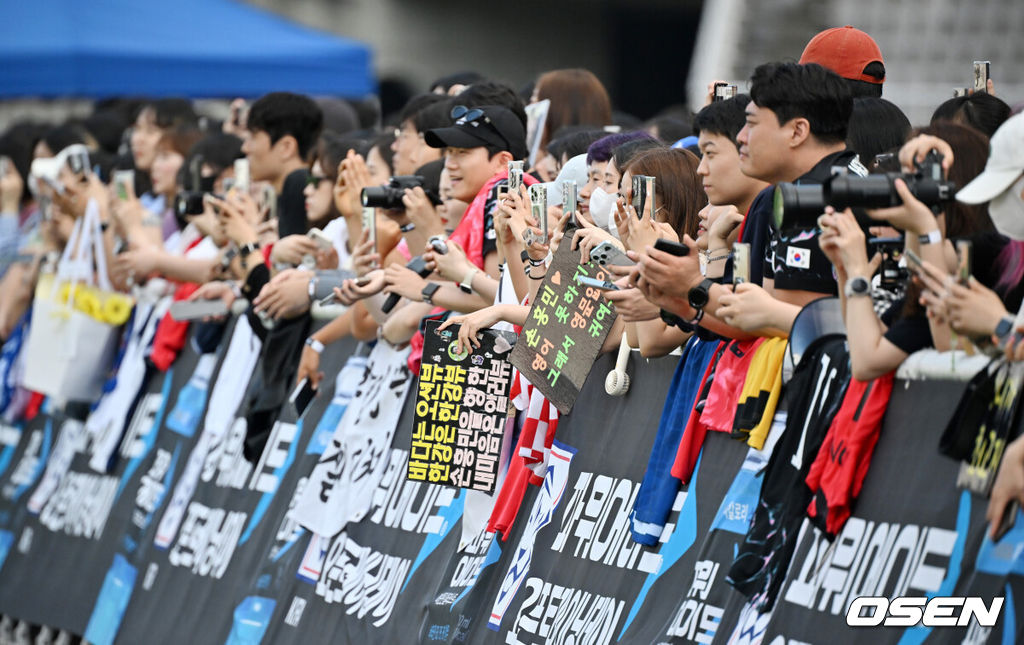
[322,217,354,271]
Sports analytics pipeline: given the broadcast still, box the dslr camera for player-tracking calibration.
[774,151,956,228]
[361,175,441,210]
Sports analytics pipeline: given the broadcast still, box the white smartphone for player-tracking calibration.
[233,159,250,193]
[733,243,750,285]
[169,299,230,321]
[361,206,377,257]
[307,228,333,251]
[530,184,548,244]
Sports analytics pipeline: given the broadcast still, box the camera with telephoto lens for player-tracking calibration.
[773,151,956,228]
[361,175,441,210]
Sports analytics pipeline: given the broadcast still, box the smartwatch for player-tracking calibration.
[995,315,1016,343]
[421,282,441,304]
[844,276,871,298]
[687,278,714,311]
[460,267,479,294]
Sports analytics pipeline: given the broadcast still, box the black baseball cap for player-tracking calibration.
[424,105,528,160]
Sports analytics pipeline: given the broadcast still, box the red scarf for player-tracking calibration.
[407,169,537,374]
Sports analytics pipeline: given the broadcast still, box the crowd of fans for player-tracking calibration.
[2,25,1024,571]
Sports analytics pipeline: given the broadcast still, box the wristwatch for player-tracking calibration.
[687,278,715,311]
[305,337,325,354]
[421,282,440,304]
[995,315,1016,343]
[307,276,318,302]
[460,267,479,294]
[239,241,261,269]
[844,276,871,298]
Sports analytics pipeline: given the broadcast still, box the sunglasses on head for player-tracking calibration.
[450,105,491,127]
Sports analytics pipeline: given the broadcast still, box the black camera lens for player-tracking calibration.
[825,174,898,210]
[361,186,399,209]
[773,183,825,229]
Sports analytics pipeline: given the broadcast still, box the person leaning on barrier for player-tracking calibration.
[632,62,856,340]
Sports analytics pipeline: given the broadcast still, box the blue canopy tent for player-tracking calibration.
[0,0,374,98]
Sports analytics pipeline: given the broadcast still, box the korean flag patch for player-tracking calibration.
[785,245,810,270]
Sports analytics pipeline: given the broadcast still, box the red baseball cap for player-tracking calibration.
[799,26,885,84]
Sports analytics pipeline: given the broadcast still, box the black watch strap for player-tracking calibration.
[421,282,440,304]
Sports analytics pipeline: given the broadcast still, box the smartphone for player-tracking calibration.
[259,183,277,221]
[576,275,619,291]
[904,247,924,272]
[233,159,250,193]
[113,170,135,201]
[953,87,970,98]
[508,161,524,195]
[307,228,333,251]
[654,238,689,257]
[289,378,317,418]
[973,60,990,94]
[562,180,577,228]
[361,206,377,257]
[956,239,972,286]
[995,500,1019,542]
[530,183,548,244]
[631,174,644,217]
[169,299,230,321]
[644,176,656,220]
[733,242,750,284]
[590,240,635,267]
[713,83,738,102]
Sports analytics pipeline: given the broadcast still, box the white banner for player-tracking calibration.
[291,341,411,537]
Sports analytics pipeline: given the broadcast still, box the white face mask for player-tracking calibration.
[589,187,615,228]
[989,174,1024,241]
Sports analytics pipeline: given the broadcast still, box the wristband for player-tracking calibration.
[520,250,545,266]
[460,267,479,294]
[305,337,325,354]
[918,230,942,245]
[307,276,318,301]
[400,222,415,233]
[707,251,732,263]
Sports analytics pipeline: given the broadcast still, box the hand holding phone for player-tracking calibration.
[307,228,333,251]
[290,378,317,418]
[576,275,619,291]
[590,241,636,267]
[653,238,690,257]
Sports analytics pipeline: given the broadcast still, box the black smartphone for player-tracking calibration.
[654,238,689,257]
[995,499,1019,542]
[289,378,317,418]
